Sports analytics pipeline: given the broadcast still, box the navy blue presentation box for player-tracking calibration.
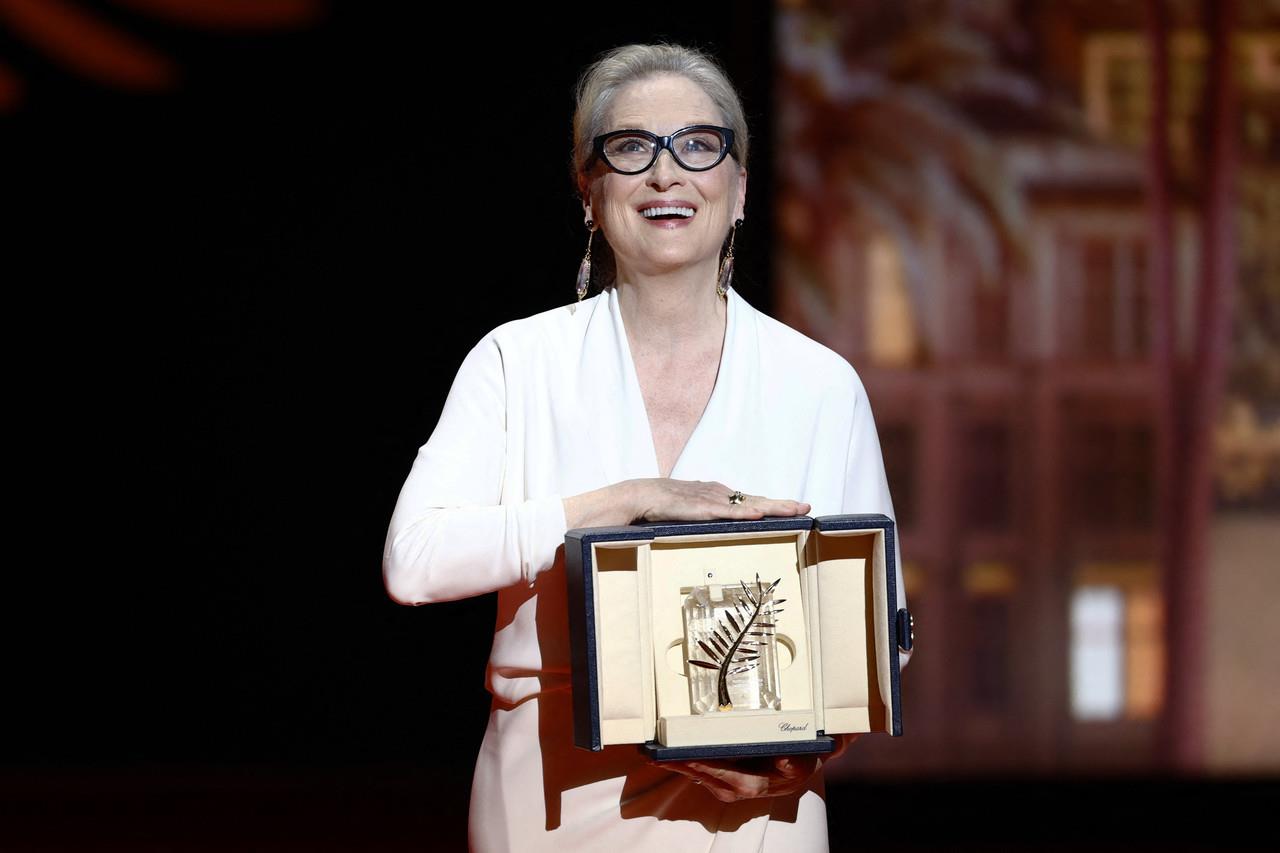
[565,514,910,762]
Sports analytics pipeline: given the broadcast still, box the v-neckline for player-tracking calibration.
[611,286,735,480]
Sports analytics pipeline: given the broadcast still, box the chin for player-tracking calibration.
[642,255,714,273]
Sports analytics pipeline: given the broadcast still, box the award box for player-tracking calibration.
[565,514,912,762]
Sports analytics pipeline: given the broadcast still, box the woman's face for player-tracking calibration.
[582,73,747,280]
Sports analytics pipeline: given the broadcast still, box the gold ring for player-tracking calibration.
[728,490,745,505]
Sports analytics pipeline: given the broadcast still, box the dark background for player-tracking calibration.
[3,2,1274,850]
[5,2,774,767]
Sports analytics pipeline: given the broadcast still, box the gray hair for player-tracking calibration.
[571,42,749,193]
[569,42,750,290]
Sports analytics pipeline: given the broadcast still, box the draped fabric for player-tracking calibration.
[384,285,909,851]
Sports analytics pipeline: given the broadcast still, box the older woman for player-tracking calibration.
[383,42,909,851]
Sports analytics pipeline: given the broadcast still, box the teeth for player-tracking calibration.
[640,206,695,218]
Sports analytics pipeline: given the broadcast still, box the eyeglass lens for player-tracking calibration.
[602,128,727,172]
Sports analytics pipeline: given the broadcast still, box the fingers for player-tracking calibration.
[642,479,812,523]
[656,758,816,801]
[752,497,811,516]
[685,761,769,800]
[708,482,811,518]
[653,760,741,801]
[729,496,810,520]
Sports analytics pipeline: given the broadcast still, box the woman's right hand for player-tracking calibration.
[563,479,810,530]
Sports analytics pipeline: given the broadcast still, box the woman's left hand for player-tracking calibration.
[654,734,860,802]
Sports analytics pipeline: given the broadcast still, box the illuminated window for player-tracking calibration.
[1083,32,1280,163]
[1125,586,1164,719]
[1071,586,1125,719]
[866,231,919,367]
[902,559,925,600]
[1070,563,1165,722]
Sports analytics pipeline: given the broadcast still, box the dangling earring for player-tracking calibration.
[717,218,743,300]
[576,220,593,307]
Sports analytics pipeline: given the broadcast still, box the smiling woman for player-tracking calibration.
[383,41,908,853]
[574,70,748,299]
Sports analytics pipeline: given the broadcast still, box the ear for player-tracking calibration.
[732,165,747,223]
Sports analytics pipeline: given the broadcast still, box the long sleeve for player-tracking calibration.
[842,369,913,672]
[382,332,568,606]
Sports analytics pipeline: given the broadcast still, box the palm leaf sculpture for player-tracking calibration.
[686,574,786,711]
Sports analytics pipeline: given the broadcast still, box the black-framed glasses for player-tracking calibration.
[591,125,737,174]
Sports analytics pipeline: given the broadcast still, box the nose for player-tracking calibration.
[647,147,683,188]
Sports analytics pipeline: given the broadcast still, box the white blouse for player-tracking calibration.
[384,285,910,852]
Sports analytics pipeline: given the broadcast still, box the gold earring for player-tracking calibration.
[717,218,742,300]
[574,220,595,310]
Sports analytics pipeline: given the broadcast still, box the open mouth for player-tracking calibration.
[638,205,696,221]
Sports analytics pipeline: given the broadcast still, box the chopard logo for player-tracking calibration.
[778,721,810,733]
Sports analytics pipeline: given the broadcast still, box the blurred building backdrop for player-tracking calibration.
[772,0,1280,777]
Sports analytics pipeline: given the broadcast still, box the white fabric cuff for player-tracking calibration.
[520,494,569,587]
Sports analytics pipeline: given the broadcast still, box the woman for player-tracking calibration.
[383,42,910,851]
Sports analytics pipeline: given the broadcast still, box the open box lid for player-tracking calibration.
[565,514,905,752]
